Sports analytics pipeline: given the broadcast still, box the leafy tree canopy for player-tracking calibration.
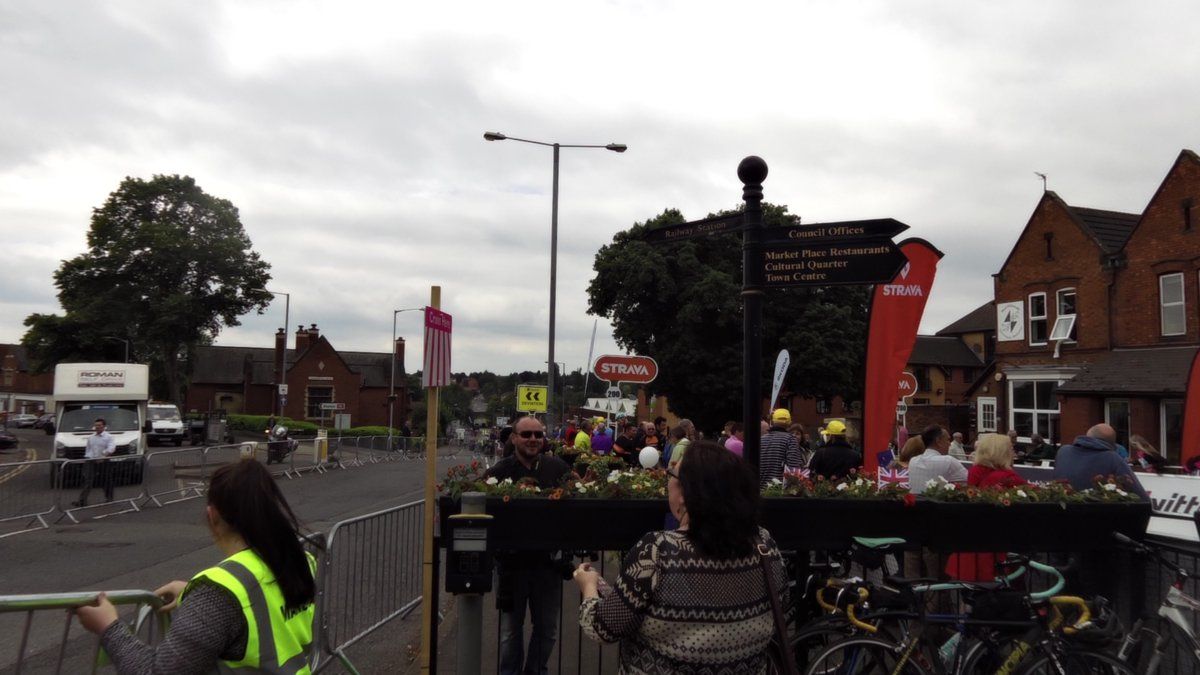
[587,203,869,430]
[22,175,272,401]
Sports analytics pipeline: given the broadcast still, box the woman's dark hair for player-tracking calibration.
[677,441,760,559]
[208,459,315,611]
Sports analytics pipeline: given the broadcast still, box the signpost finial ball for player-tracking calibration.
[738,156,768,185]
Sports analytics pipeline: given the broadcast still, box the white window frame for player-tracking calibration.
[1028,292,1048,346]
[1160,273,1186,336]
[1104,399,1131,448]
[1008,377,1061,444]
[1049,315,1077,342]
[1160,399,1185,462]
[977,397,997,433]
[1055,288,1077,344]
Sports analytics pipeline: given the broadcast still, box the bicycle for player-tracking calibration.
[1113,532,1200,674]
[801,556,1131,674]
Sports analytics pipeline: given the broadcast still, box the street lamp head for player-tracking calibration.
[483,131,507,141]
[606,143,628,153]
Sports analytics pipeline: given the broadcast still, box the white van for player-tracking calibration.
[52,363,150,484]
[147,402,185,446]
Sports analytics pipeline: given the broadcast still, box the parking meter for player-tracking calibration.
[446,512,494,593]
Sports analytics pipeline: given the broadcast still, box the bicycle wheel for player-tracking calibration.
[790,623,855,673]
[804,636,931,675]
[1016,648,1135,675]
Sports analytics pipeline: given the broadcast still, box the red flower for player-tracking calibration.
[903,493,917,508]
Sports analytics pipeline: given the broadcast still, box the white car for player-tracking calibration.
[147,403,186,446]
[4,414,38,428]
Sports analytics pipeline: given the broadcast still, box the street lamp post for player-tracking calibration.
[484,131,626,437]
[103,337,130,363]
[390,307,424,446]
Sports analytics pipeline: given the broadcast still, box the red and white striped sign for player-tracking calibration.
[422,307,452,388]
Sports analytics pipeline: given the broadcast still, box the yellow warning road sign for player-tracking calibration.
[516,384,548,413]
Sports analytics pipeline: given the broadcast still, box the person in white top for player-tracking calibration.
[905,425,968,584]
[75,418,117,507]
[908,425,968,494]
[948,432,968,461]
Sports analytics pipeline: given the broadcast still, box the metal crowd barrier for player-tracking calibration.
[313,500,425,673]
[140,446,207,507]
[0,459,60,538]
[54,457,144,524]
[0,589,170,675]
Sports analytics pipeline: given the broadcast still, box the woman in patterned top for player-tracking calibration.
[573,441,788,674]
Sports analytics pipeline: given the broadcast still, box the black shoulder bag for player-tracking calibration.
[758,543,799,675]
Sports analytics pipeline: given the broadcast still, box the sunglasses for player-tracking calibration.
[665,468,679,480]
[517,430,545,439]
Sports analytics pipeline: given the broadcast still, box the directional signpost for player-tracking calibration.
[517,384,548,413]
[642,158,915,472]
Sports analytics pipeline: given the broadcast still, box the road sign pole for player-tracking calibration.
[420,285,441,675]
[740,156,768,472]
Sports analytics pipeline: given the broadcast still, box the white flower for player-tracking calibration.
[769,478,783,486]
[1016,490,1028,498]
[945,482,956,491]
[855,478,866,487]
[485,477,498,486]
[607,470,621,483]
[836,483,849,491]
[926,478,940,489]
[1117,489,1128,497]
[577,484,589,493]
[1103,482,1117,492]
[502,478,513,485]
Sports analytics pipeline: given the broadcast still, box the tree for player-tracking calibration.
[587,204,869,430]
[22,175,272,401]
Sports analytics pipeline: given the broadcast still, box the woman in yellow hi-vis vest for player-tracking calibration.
[78,459,319,674]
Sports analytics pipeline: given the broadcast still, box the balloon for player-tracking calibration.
[639,446,661,469]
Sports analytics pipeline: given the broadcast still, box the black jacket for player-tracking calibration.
[485,454,572,489]
[808,439,863,480]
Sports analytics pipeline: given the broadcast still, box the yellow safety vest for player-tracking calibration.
[185,548,316,674]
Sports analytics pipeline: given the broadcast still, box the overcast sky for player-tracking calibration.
[3,1,1198,377]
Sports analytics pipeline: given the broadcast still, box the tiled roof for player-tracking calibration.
[1057,347,1199,396]
[191,344,393,388]
[937,302,994,336]
[1066,206,1139,253]
[909,336,984,368]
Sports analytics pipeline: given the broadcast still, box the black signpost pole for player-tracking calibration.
[739,156,768,472]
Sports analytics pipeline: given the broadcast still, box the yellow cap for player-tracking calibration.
[825,420,847,435]
[771,408,791,424]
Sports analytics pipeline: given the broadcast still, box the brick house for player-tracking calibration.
[980,149,1200,461]
[0,344,54,415]
[185,324,411,428]
[899,335,986,440]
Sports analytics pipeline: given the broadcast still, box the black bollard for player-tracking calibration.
[739,156,768,474]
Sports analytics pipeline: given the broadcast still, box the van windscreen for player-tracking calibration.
[60,404,140,432]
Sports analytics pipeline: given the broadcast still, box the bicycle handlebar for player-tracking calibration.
[1049,595,1092,635]
[844,590,878,633]
[1112,531,1191,580]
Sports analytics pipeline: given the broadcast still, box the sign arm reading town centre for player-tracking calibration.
[643,160,911,469]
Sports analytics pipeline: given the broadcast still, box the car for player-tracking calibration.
[4,414,38,429]
[0,427,17,449]
[33,413,56,431]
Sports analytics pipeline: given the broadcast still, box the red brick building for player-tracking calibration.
[977,149,1200,461]
[185,324,411,428]
[0,344,54,415]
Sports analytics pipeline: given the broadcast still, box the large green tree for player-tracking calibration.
[22,175,272,401]
[587,204,869,430]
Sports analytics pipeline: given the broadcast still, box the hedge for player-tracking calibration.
[226,414,320,435]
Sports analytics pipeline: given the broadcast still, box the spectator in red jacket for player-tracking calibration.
[946,433,1028,581]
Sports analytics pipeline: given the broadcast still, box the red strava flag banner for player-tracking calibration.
[1180,348,1200,467]
[862,239,944,472]
[422,306,452,388]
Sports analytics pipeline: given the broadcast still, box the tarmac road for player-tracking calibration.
[0,433,480,674]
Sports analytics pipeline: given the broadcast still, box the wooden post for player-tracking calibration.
[420,285,441,674]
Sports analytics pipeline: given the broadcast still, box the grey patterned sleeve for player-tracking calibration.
[579,534,658,643]
[101,581,247,674]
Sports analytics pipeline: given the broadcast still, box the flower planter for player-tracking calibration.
[438,496,1150,553]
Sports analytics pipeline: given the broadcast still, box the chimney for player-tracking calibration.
[308,323,320,341]
[295,324,312,353]
[274,328,286,386]
[394,337,406,377]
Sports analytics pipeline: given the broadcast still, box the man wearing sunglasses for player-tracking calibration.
[484,415,572,675]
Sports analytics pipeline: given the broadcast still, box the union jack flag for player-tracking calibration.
[783,467,810,480]
[877,468,909,488]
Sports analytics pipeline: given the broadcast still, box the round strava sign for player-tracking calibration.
[593,354,659,384]
[898,372,919,399]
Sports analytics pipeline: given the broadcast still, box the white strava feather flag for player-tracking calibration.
[422,306,452,388]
